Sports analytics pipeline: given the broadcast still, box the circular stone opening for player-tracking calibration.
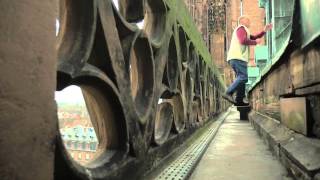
[56,86,100,166]
[112,0,145,29]
[56,19,60,37]
[179,27,188,63]
[166,35,179,90]
[206,69,211,98]
[195,98,203,123]
[144,0,167,43]
[57,0,96,64]
[154,101,174,145]
[199,58,205,75]
[206,99,210,118]
[55,84,125,167]
[209,83,214,113]
[129,36,155,122]
[185,70,193,107]
[194,60,201,97]
[188,43,195,64]
[170,94,186,133]
[190,101,198,127]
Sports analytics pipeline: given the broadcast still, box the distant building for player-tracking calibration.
[60,125,99,165]
[184,0,233,86]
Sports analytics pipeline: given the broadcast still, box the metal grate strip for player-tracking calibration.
[154,110,230,180]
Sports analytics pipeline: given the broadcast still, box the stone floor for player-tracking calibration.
[190,107,292,180]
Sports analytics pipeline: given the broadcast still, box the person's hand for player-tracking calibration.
[256,39,262,44]
[264,23,273,32]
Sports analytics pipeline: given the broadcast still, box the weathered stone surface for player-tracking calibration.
[249,111,294,156]
[307,95,320,138]
[279,150,312,180]
[0,1,57,180]
[249,42,320,141]
[192,108,291,180]
[249,111,320,180]
[314,173,320,180]
[282,134,320,172]
[280,97,308,136]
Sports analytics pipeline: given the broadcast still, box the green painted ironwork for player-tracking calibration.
[248,0,320,93]
[258,0,267,8]
[255,45,268,61]
[256,0,295,66]
[300,0,320,48]
[254,45,268,71]
[248,0,295,92]
[246,66,260,91]
[270,0,294,59]
[248,67,260,78]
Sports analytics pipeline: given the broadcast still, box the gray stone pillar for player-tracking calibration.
[0,1,57,180]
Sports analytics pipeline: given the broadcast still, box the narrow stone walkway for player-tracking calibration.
[190,107,291,180]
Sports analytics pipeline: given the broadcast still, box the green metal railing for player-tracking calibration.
[250,0,320,92]
[300,0,320,48]
[250,0,295,91]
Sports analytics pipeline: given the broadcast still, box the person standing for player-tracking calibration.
[222,15,272,106]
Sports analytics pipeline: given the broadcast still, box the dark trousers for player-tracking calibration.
[226,59,248,102]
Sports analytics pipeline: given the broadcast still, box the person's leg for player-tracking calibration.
[234,61,248,103]
[223,60,239,103]
[226,60,245,95]
[222,59,247,104]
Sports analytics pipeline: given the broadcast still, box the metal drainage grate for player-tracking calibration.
[154,110,230,180]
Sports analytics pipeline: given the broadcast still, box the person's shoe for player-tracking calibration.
[234,101,250,106]
[243,97,249,103]
[222,93,236,104]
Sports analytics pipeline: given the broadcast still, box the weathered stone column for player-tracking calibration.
[0,1,57,180]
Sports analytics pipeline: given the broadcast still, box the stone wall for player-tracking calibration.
[0,1,57,180]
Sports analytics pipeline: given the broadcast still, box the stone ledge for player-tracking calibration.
[249,111,320,180]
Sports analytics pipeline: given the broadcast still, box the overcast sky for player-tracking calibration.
[112,0,143,29]
[113,0,119,9]
[55,85,85,104]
